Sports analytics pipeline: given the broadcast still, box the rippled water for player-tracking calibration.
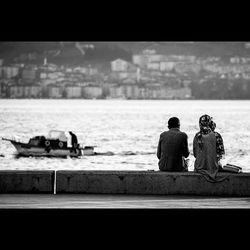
[0,99,250,172]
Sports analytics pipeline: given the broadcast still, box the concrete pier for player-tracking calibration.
[1,170,250,196]
[0,171,55,194]
[56,171,250,196]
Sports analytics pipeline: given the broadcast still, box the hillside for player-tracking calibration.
[0,42,250,66]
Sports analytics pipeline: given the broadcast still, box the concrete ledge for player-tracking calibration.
[56,171,250,196]
[0,171,55,194]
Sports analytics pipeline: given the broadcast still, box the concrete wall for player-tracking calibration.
[0,171,55,194]
[56,171,250,196]
[1,170,250,196]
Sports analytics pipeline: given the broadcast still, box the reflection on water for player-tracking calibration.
[0,99,250,171]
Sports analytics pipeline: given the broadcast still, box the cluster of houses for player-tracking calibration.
[1,81,191,100]
[1,47,250,99]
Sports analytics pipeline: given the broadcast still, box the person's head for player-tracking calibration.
[199,114,212,131]
[197,114,214,149]
[69,131,72,135]
[168,117,180,129]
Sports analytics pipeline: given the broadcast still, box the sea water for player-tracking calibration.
[0,99,249,172]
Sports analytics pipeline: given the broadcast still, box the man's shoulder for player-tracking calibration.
[160,131,168,137]
[176,130,188,139]
[161,130,187,138]
[179,131,188,137]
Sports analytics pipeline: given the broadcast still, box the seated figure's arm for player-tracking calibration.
[182,133,190,158]
[215,132,225,160]
[157,136,161,160]
[193,135,197,158]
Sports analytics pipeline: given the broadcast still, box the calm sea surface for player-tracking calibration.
[0,99,250,172]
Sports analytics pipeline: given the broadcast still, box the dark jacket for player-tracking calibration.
[157,128,189,171]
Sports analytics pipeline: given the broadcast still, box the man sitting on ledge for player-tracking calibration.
[157,117,190,172]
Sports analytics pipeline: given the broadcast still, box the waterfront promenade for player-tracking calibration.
[1,194,250,208]
[1,170,250,208]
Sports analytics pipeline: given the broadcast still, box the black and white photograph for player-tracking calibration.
[0,40,250,212]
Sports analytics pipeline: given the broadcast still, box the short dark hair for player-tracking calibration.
[168,117,180,129]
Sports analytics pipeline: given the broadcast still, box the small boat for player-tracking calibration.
[2,130,95,158]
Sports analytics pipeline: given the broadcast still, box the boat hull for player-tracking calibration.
[11,141,94,157]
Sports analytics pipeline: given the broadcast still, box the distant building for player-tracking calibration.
[108,85,125,99]
[242,73,250,79]
[161,87,192,99]
[23,85,42,98]
[147,62,160,71]
[133,51,197,73]
[47,85,63,98]
[142,49,163,62]
[0,80,8,97]
[107,84,147,99]
[159,61,175,71]
[0,66,19,79]
[143,85,161,99]
[245,43,250,49]
[83,86,103,99]
[122,78,136,84]
[8,85,42,98]
[133,53,165,68]
[64,86,82,98]
[111,59,136,72]
[175,63,201,74]
[122,85,138,99]
[9,85,24,98]
[110,70,138,83]
[47,64,58,71]
[111,59,128,71]
[41,79,57,86]
[72,66,98,76]
[147,54,164,63]
[73,67,88,74]
[66,68,73,73]
[132,55,148,68]
[88,67,98,76]
[137,87,147,99]
[230,57,241,64]
[22,67,36,82]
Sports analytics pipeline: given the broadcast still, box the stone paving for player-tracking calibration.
[1,194,250,208]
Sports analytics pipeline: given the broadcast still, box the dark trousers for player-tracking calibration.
[72,143,77,153]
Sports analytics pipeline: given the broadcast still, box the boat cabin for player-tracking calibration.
[28,136,46,147]
[28,130,68,149]
[45,130,68,149]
